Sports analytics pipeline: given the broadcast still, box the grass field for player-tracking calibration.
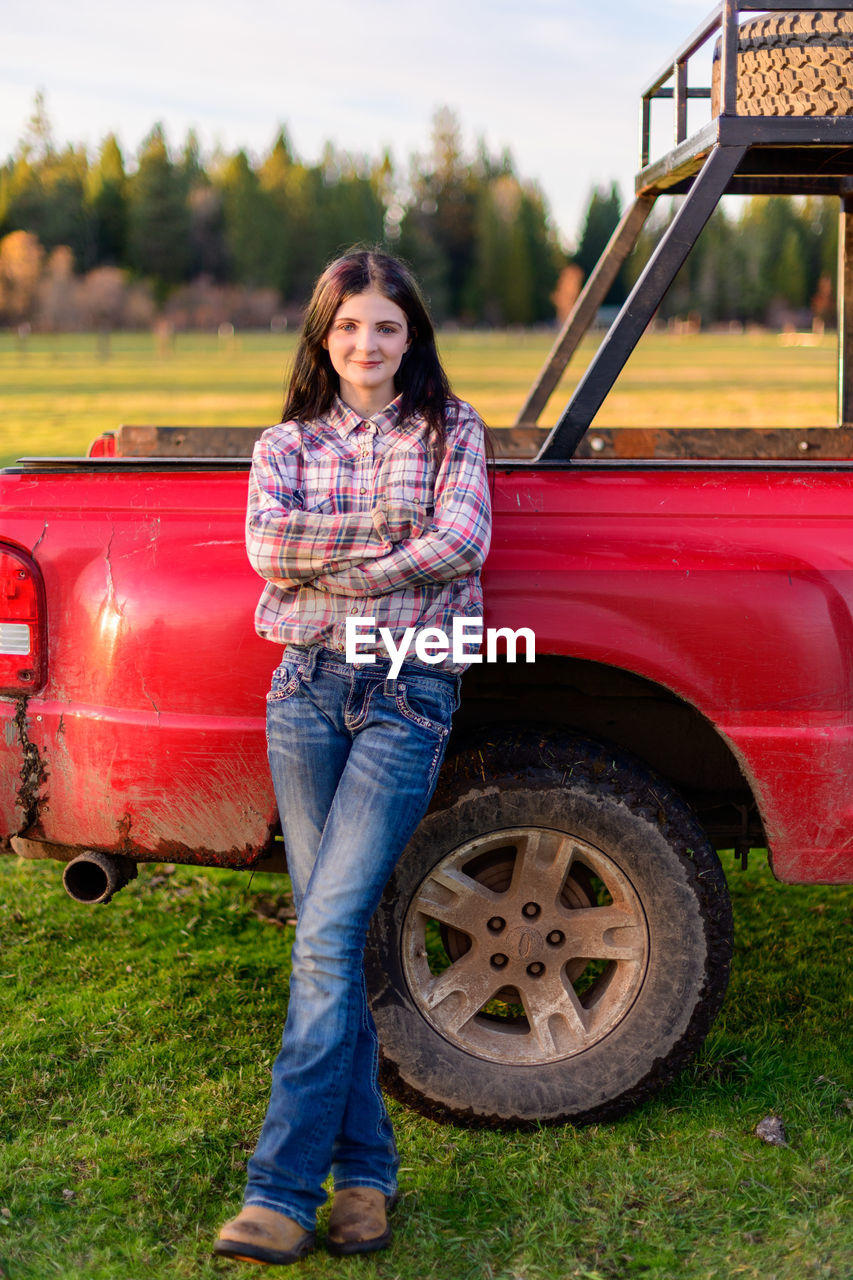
[0,328,842,466]
[0,855,850,1280]
[0,327,850,1278]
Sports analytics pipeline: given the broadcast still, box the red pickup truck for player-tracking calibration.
[3,2,853,1129]
[3,441,851,1128]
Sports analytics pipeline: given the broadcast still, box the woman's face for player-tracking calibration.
[324,288,410,415]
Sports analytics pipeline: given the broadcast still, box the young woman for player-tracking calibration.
[214,249,492,1266]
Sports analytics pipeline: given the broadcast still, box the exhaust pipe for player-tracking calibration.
[62,852,138,905]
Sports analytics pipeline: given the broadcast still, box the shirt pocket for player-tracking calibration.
[301,448,349,513]
[381,450,437,519]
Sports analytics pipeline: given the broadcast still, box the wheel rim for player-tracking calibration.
[402,826,650,1065]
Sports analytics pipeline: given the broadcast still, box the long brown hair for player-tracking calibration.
[282,248,456,449]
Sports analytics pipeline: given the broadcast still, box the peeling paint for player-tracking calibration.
[13,697,47,832]
[31,521,48,555]
[140,677,161,721]
[104,528,124,619]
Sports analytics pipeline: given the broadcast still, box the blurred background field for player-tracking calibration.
[0,328,841,466]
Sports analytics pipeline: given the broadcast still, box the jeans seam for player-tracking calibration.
[294,958,364,1179]
[365,989,393,1167]
[345,678,379,733]
[334,1177,397,1194]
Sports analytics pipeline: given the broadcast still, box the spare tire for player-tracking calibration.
[711,10,853,117]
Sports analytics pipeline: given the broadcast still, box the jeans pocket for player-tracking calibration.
[267,659,304,702]
[395,679,456,736]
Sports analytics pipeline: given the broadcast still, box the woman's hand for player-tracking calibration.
[374,499,426,544]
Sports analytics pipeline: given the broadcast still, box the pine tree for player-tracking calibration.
[86,135,127,266]
[179,131,227,280]
[258,131,315,301]
[218,150,280,288]
[574,183,626,305]
[4,96,92,266]
[399,109,480,321]
[127,124,191,295]
[314,147,385,271]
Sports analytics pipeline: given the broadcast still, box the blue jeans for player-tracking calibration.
[244,643,460,1229]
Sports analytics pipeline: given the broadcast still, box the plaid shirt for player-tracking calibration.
[246,394,492,671]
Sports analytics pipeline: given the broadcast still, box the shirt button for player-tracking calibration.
[350,606,358,614]
[413,498,420,505]
[360,487,367,494]
[337,643,345,651]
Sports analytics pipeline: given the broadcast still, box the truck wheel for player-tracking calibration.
[365,730,733,1127]
[711,10,853,117]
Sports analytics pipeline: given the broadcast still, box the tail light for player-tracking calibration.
[87,432,116,458]
[0,545,46,694]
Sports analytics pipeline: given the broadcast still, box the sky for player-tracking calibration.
[2,0,716,248]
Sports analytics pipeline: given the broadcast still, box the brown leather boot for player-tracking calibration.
[213,1205,316,1266]
[326,1187,396,1256]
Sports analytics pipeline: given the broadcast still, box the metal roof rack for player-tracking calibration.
[518,3,853,459]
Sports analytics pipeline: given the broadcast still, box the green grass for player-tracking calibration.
[0,854,849,1280]
[0,328,842,466]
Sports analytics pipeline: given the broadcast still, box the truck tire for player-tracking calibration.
[711,10,853,117]
[365,729,733,1127]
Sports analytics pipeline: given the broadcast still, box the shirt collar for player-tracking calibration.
[327,393,404,439]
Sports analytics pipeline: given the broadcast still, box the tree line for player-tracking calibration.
[0,94,843,331]
[0,97,564,329]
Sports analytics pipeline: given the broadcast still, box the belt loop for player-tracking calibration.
[302,645,320,682]
[383,673,398,697]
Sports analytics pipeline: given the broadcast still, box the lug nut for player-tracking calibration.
[487,916,506,933]
[546,930,565,946]
[490,953,509,969]
[522,902,541,919]
[526,962,545,978]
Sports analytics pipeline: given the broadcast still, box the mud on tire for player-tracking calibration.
[365,730,734,1128]
[712,10,853,117]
